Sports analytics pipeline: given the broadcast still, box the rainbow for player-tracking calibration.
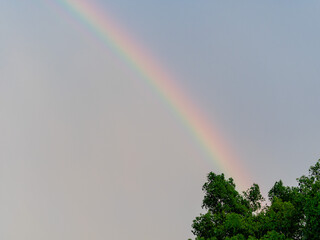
[49,0,250,189]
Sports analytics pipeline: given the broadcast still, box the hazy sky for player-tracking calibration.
[1,1,320,239]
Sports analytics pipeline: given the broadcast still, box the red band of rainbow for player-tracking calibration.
[50,0,251,190]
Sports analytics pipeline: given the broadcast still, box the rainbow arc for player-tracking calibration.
[51,0,250,190]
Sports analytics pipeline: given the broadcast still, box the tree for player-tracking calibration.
[201,173,248,215]
[243,183,264,213]
[192,173,261,239]
[190,159,320,240]
[296,160,320,239]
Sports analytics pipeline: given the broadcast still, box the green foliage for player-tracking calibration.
[260,231,287,240]
[264,198,298,238]
[243,184,264,212]
[224,213,244,236]
[201,173,248,215]
[190,159,320,240]
[225,234,246,240]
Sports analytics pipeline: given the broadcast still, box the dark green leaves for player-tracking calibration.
[190,159,320,240]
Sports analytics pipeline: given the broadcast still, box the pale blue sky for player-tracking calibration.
[1,1,320,240]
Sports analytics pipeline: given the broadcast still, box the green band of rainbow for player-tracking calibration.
[50,0,250,189]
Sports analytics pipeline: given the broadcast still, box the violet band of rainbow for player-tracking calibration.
[51,0,251,190]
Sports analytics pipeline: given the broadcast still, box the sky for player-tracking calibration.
[1,0,320,239]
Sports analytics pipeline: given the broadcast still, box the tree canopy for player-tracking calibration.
[189,159,320,240]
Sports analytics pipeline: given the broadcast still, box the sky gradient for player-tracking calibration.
[1,1,320,239]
